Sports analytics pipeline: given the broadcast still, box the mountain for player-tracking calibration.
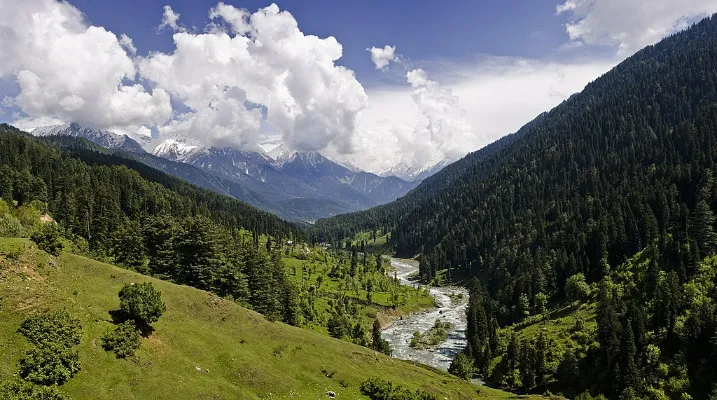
[146,138,420,221]
[313,15,717,399]
[379,159,449,182]
[31,122,147,153]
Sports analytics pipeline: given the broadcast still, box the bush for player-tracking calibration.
[102,321,141,358]
[448,352,474,380]
[18,310,82,348]
[360,377,438,400]
[119,282,166,325]
[0,379,68,400]
[30,223,63,256]
[565,273,590,303]
[0,213,23,237]
[19,345,81,385]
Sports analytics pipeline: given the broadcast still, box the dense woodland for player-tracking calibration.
[315,16,717,400]
[0,126,305,324]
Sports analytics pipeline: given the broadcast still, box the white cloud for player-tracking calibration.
[556,0,717,55]
[367,45,397,70]
[327,57,614,174]
[119,34,137,54]
[0,0,172,132]
[140,2,367,152]
[158,5,185,32]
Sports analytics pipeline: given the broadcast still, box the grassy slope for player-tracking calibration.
[0,238,527,400]
[281,252,434,335]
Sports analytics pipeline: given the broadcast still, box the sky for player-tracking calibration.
[1,0,716,174]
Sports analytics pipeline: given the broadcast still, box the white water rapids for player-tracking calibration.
[381,258,469,371]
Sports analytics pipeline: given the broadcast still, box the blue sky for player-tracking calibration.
[1,0,716,174]
[69,0,570,81]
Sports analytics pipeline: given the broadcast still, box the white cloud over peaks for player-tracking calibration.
[140,3,367,152]
[368,45,397,70]
[326,66,478,174]
[328,57,615,174]
[0,0,171,132]
[556,0,717,55]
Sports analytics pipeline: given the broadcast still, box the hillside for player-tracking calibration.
[312,15,717,399]
[0,238,525,399]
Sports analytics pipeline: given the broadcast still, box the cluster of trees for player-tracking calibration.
[319,15,717,399]
[290,246,403,354]
[0,127,305,325]
[102,282,166,358]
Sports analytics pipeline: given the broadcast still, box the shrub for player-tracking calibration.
[119,282,166,325]
[448,353,474,380]
[30,223,63,256]
[0,379,68,400]
[0,213,23,237]
[565,273,590,302]
[101,320,141,358]
[19,345,81,385]
[359,377,438,400]
[18,310,82,348]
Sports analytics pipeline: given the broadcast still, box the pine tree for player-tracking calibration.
[689,201,717,256]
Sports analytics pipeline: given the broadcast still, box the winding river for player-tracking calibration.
[382,258,469,371]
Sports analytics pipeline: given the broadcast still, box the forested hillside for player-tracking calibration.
[0,125,308,324]
[314,15,717,399]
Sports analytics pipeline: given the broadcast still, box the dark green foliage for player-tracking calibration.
[314,14,717,400]
[0,379,69,400]
[30,223,63,256]
[371,319,392,356]
[448,352,474,380]
[0,126,304,325]
[119,282,166,326]
[101,321,141,358]
[18,310,81,348]
[19,346,81,385]
[359,377,439,400]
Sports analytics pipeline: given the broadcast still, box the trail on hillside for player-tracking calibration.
[382,259,468,371]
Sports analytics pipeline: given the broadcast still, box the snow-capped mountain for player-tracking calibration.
[31,123,146,153]
[27,123,427,220]
[151,138,204,162]
[379,159,450,182]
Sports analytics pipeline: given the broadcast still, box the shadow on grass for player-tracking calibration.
[108,309,155,337]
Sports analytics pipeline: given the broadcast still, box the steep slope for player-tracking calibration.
[314,16,717,293]
[0,238,523,399]
[31,123,147,153]
[313,16,717,398]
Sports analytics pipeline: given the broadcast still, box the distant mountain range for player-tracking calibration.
[29,123,436,222]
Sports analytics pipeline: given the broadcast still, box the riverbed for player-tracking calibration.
[381,258,469,371]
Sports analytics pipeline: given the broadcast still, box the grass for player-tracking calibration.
[0,238,532,399]
[350,230,392,254]
[281,249,435,332]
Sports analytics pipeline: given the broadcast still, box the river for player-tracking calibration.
[381,258,469,371]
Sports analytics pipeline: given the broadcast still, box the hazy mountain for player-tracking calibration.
[31,123,146,153]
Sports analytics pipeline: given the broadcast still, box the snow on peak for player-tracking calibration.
[152,138,204,162]
[30,123,145,152]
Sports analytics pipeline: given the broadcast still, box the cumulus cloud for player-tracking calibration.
[367,45,397,70]
[140,2,367,152]
[0,0,172,132]
[158,5,184,32]
[327,57,614,174]
[556,0,717,55]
